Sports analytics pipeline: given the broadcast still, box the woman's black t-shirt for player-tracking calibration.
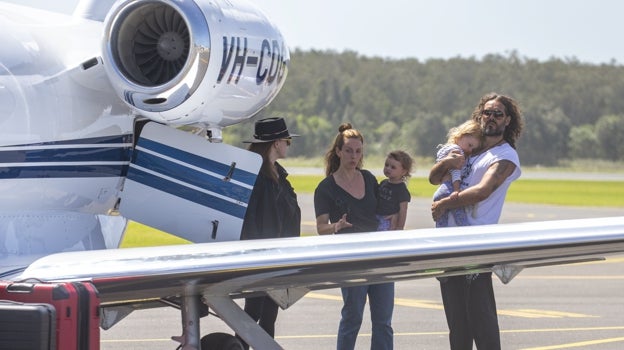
[314,169,379,234]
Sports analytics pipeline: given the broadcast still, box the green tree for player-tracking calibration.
[244,49,624,164]
[568,124,600,159]
[596,115,624,161]
[519,108,570,165]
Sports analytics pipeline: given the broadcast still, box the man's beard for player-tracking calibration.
[483,122,504,137]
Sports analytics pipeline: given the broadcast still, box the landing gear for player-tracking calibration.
[172,293,282,349]
[201,333,244,350]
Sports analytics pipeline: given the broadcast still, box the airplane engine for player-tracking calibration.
[101,0,289,134]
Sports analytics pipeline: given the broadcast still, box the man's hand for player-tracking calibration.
[429,150,465,185]
[431,198,448,222]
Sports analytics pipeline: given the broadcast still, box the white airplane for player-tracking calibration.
[1,1,623,349]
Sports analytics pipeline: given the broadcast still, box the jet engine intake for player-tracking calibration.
[102,0,289,129]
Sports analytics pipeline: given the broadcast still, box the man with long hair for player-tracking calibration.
[429,92,524,349]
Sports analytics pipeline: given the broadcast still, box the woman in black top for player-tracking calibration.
[314,123,394,350]
[238,117,301,348]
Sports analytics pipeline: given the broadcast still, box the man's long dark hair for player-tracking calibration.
[471,92,524,149]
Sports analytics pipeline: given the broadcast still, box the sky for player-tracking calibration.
[4,0,624,65]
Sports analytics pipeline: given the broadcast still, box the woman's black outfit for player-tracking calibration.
[237,162,300,347]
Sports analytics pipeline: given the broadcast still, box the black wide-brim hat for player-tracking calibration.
[243,117,299,143]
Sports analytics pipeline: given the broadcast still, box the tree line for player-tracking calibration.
[223,49,624,166]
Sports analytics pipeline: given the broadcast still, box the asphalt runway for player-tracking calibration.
[100,196,623,349]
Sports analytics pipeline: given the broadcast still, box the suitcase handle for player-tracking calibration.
[6,282,71,300]
[6,282,35,293]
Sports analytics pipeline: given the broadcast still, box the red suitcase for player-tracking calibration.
[0,281,100,350]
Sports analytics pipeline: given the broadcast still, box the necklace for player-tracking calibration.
[474,138,505,157]
[461,139,506,181]
[490,138,505,149]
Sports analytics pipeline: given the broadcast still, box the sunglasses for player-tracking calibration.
[283,139,291,146]
[482,109,505,119]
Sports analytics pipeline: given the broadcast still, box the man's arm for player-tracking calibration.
[429,150,465,185]
[431,160,517,221]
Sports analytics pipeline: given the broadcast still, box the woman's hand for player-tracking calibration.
[334,213,353,233]
[317,213,352,234]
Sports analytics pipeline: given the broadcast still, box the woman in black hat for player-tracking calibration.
[237,117,301,348]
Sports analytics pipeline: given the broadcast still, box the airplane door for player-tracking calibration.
[119,122,261,243]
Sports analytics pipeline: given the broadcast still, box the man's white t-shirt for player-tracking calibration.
[448,142,521,227]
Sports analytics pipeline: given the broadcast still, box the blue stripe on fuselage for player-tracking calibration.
[127,138,255,218]
[0,164,128,179]
[131,150,252,204]
[127,166,248,219]
[0,135,133,179]
[135,138,257,186]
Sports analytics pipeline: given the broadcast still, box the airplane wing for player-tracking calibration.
[19,216,624,348]
[1,1,623,349]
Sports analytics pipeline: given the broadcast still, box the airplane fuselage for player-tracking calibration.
[0,0,289,274]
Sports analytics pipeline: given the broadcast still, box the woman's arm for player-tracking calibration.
[316,213,351,235]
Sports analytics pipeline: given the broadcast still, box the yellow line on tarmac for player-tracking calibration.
[543,256,624,265]
[305,293,594,319]
[100,326,624,346]
[518,275,624,280]
[503,326,624,334]
[277,330,451,340]
[277,326,624,342]
[498,308,594,318]
[394,297,444,310]
[102,339,171,343]
[514,309,594,318]
[520,336,624,350]
[307,293,445,312]
[306,292,342,301]
[604,256,624,263]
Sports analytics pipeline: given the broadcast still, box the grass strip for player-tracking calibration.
[121,176,623,247]
[290,175,624,207]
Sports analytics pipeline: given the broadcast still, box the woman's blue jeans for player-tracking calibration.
[337,282,394,350]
